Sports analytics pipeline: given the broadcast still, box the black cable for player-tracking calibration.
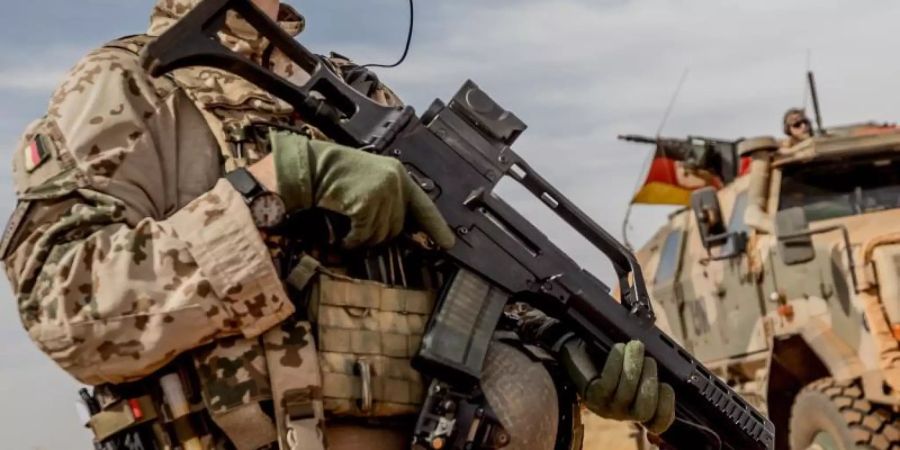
[360,0,414,69]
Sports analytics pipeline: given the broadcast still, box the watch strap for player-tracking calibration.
[225,167,264,202]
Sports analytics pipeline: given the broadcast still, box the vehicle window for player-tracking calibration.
[723,191,748,255]
[779,154,900,221]
[655,229,684,284]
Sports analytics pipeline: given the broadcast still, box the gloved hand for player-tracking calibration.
[269,130,455,249]
[562,339,676,434]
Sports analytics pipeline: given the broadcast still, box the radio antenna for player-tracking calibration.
[656,68,690,136]
[802,49,812,109]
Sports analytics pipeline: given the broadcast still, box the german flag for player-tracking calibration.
[632,150,723,206]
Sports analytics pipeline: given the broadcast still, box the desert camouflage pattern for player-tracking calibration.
[636,126,900,448]
[151,0,305,171]
[5,26,293,387]
[193,334,280,449]
[2,0,419,449]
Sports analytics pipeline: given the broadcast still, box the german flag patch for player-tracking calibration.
[24,134,53,173]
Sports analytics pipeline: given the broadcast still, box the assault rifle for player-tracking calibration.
[142,1,775,449]
[619,134,741,184]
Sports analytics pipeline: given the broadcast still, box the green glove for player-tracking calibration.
[563,339,676,434]
[270,130,456,249]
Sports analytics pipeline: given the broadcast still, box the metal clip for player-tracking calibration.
[355,358,373,414]
[227,125,249,163]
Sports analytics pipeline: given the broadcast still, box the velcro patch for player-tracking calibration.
[24,134,53,172]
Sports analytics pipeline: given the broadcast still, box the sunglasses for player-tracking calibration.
[789,120,809,129]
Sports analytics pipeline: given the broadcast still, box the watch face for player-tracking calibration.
[250,193,286,228]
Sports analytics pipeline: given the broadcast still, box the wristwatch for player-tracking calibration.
[225,167,287,228]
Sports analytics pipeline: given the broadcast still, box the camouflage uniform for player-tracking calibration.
[3,1,425,449]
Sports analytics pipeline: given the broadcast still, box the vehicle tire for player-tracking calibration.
[788,377,900,450]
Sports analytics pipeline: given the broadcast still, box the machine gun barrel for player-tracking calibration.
[618,134,660,145]
[619,134,692,152]
[142,1,775,448]
[618,134,694,156]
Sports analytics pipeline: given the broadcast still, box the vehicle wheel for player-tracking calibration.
[789,378,900,450]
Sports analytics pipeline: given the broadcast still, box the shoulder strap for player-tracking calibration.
[264,321,326,450]
[102,34,156,55]
[102,34,180,96]
[102,35,242,171]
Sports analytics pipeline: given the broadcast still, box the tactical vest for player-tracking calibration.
[79,35,434,450]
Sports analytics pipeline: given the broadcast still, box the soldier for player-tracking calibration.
[782,107,813,147]
[1,0,674,449]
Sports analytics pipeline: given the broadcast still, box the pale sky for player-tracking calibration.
[3,0,900,448]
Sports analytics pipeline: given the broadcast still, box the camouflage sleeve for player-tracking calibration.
[3,46,293,385]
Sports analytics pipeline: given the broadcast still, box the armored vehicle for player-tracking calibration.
[633,125,900,450]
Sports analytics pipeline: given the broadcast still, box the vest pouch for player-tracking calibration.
[87,393,162,446]
[312,269,435,417]
[86,374,210,450]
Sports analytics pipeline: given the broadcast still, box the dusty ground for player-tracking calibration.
[581,412,650,450]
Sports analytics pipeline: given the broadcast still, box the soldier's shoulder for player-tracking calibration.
[103,34,157,56]
[48,35,179,120]
[13,36,184,200]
